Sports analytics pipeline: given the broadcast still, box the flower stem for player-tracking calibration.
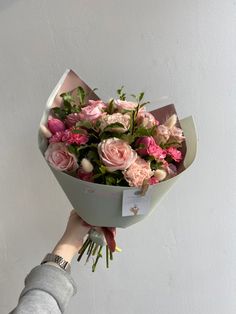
[92,243,99,256]
[106,245,109,268]
[86,242,95,263]
[77,238,91,262]
[92,246,103,272]
[109,250,113,261]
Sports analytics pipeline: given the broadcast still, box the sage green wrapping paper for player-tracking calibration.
[39,69,197,228]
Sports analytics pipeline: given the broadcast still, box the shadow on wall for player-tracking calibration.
[0,0,18,11]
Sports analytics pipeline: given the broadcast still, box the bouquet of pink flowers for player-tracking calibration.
[43,87,185,189]
[39,70,197,272]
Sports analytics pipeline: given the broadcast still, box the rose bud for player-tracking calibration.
[40,124,52,138]
[77,168,94,182]
[164,114,177,129]
[65,113,81,128]
[154,169,167,181]
[81,158,94,173]
[48,118,65,134]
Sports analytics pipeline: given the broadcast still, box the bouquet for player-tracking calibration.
[39,70,197,271]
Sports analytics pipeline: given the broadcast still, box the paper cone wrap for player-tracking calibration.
[39,69,197,228]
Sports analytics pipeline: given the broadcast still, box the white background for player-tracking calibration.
[0,1,236,313]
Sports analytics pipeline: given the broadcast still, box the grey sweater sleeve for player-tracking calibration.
[10,264,77,314]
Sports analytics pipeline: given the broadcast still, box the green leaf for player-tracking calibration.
[119,133,135,144]
[99,165,107,174]
[138,92,144,102]
[60,92,74,104]
[52,107,67,120]
[162,141,181,148]
[71,129,87,134]
[76,120,94,129]
[107,99,115,114]
[139,101,150,108]
[134,125,156,137]
[67,145,77,154]
[117,86,124,95]
[117,86,126,100]
[87,150,99,161]
[105,175,116,185]
[77,86,86,105]
[102,122,125,132]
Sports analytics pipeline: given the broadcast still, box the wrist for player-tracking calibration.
[52,243,78,263]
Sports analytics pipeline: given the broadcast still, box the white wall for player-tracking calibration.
[0,1,236,313]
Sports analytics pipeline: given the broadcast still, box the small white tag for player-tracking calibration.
[122,189,151,216]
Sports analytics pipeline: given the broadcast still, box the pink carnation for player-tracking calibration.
[166,147,182,162]
[78,100,106,121]
[149,176,159,185]
[136,136,166,160]
[100,113,130,133]
[62,129,89,145]
[124,157,153,188]
[98,137,137,172]
[137,111,158,128]
[44,143,78,172]
[49,131,64,143]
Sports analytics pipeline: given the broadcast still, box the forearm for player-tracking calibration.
[10,211,89,314]
[10,264,77,314]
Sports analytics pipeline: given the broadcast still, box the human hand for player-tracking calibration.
[52,210,91,263]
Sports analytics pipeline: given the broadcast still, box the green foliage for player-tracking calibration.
[102,122,125,133]
[77,86,86,105]
[52,107,67,120]
[134,125,156,138]
[107,99,115,114]
[67,145,77,155]
[71,128,87,134]
[162,141,181,149]
[117,86,126,100]
[76,120,94,130]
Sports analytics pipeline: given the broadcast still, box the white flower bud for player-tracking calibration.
[81,158,93,173]
[40,124,52,138]
[154,169,167,181]
[164,114,177,129]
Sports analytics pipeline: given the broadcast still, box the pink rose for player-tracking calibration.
[45,143,78,172]
[47,118,65,134]
[154,125,170,144]
[88,100,107,108]
[166,147,182,162]
[98,137,137,172]
[123,157,153,187]
[169,126,185,144]
[137,111,159,128]
[136,136,166,160]
[62,128,89,145]
[77,168,94,182]
[100,113,130,133]
[65,113,81,128]
[114,100,139,112]
[78,100,106,121]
